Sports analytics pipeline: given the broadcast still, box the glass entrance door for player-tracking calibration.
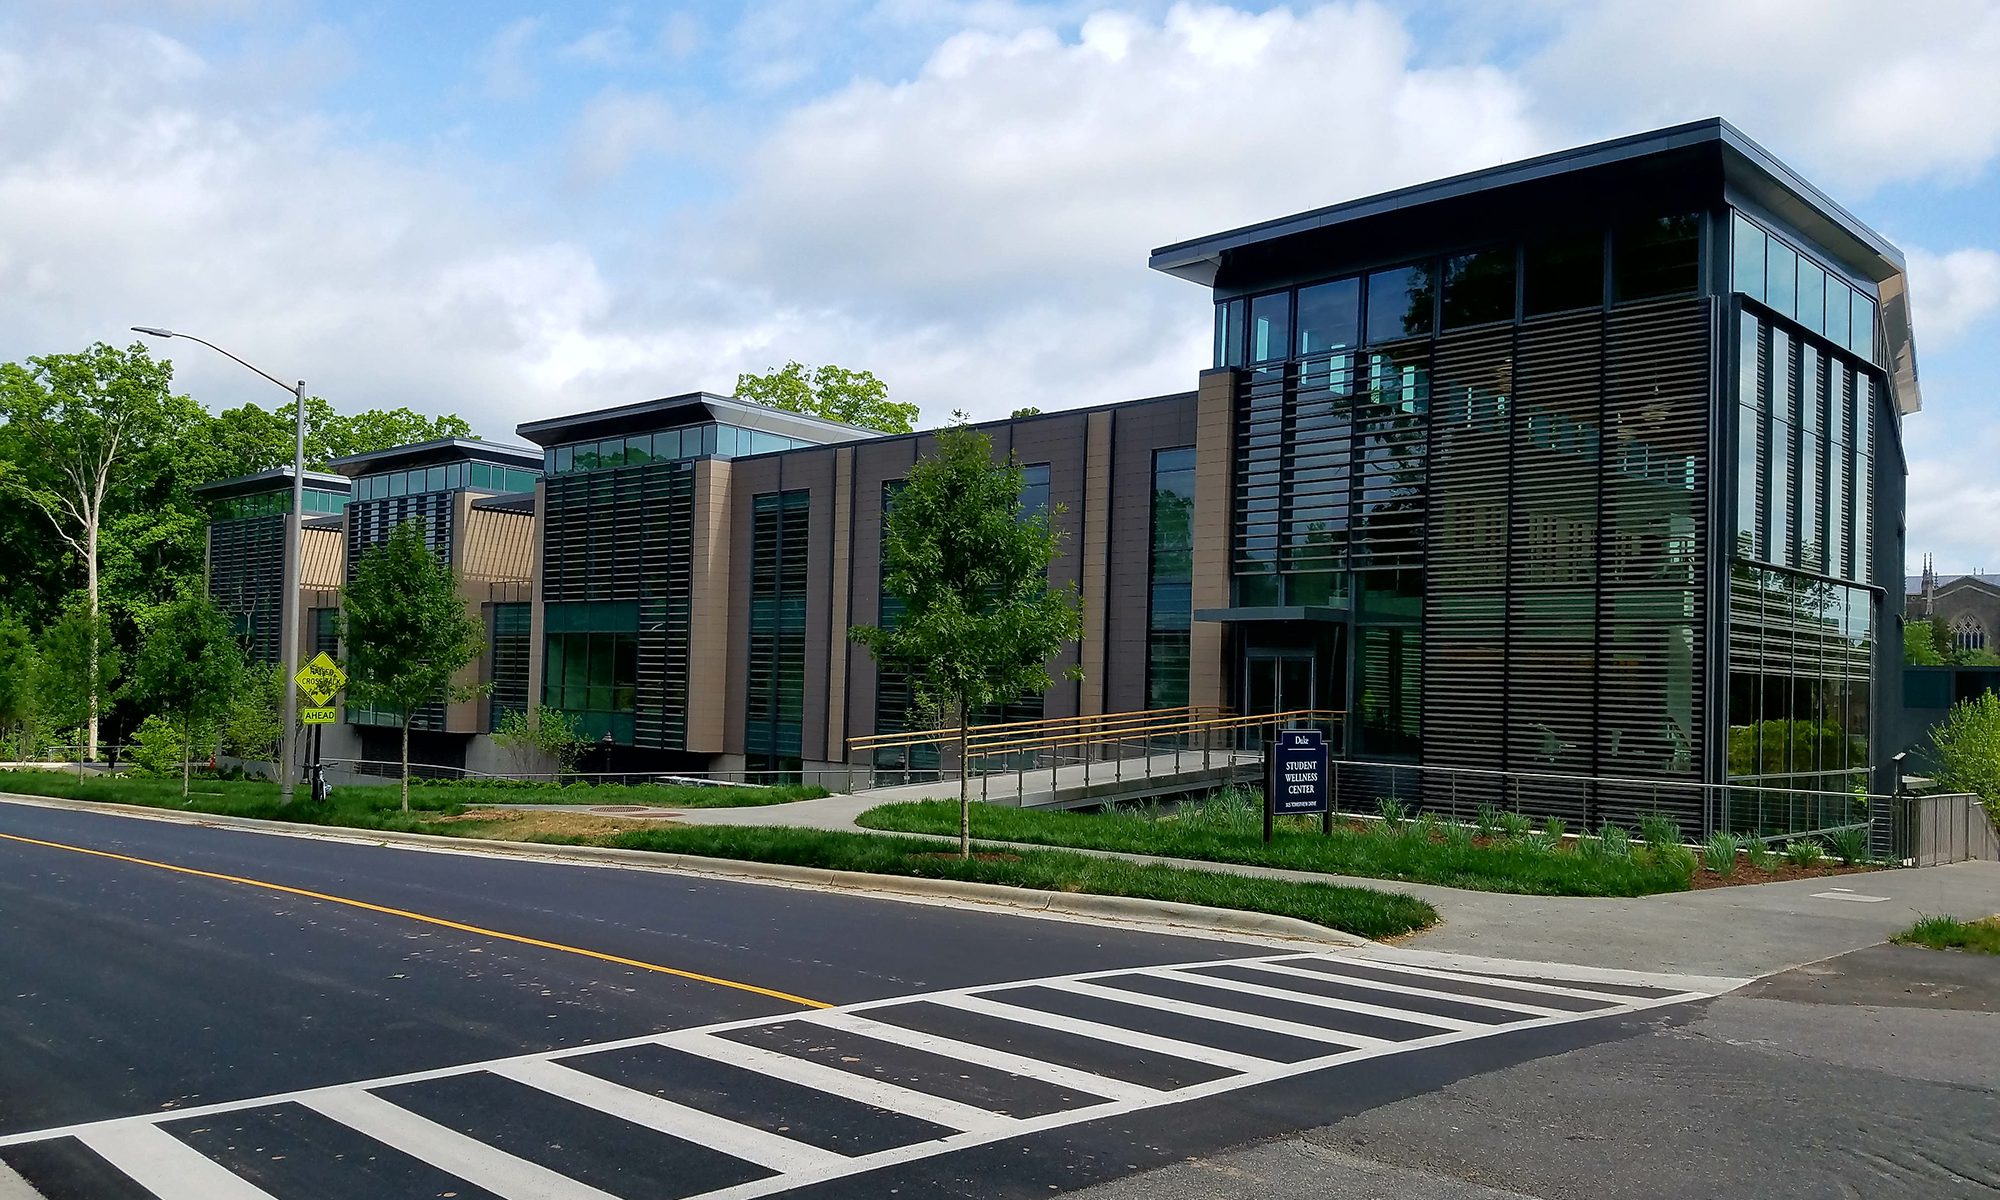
[1243,651,1316,751]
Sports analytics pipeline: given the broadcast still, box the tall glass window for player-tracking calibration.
[745,489,809,774]
[1214,298,1246,368]
[1296,277,1360,356]
[1797,345,1822,572]
[1249,291,1291,363]
[1019,463,1051,520]
[1735,320,1764,560]
[1441,246,1516,329]
[1365,263,1435,343]
[1769,329,1793,564]
[1797,258,1827,337]
[1732,212,1766,301]
[1612,214,1699,301]
[1766,239,1798,319]
[1523,229,1604,315]
[1147,449,1195,711]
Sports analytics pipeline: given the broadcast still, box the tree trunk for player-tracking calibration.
[181,714,192,799]
[400,720,412,812]
[957,698,971,860]
[85,521,99,765]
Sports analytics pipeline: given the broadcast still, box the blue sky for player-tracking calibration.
[2,0,1996,572]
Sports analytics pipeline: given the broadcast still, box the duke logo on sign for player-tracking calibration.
[1269,728,1328,816]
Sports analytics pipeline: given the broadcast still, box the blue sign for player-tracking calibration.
[1269,728,1328,815]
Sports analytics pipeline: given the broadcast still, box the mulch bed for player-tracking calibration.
[1687,860,1878,890]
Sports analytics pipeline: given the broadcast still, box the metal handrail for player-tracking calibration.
[848,705,1230,753]
[967,708,1342,756]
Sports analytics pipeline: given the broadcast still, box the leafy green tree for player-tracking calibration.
[342,521,487,810]
[735,362,917,434]
[493,705,591,779]
[1010,406,1043,419]
[851,423,1082,857]
[1905,617,1946,665]
[0,342,178,758]
[34,607,120,775]
[0,609,35,758]
[219,663,286,761]
[127,595,246,797]
[1930,692,2000,827]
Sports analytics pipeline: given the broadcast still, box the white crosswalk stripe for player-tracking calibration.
[3,951,1722,1200]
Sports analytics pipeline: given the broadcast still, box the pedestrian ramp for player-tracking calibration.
[0,952,1717,1199]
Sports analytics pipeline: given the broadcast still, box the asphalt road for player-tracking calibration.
[0,798,1714,1199]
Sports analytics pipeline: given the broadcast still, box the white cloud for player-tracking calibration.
[566,88,681,186]
[560,24,639,67]
[714,2,1542,415]
[1518,0,2000,191]
[475,16,542,101]
[1907,247,2000,344]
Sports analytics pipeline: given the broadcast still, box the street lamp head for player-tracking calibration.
[129,326,176,339]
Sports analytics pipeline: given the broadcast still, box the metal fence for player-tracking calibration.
[1883,791,2000,866]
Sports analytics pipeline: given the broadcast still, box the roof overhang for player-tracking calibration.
[515,391,879,449]
[193,466,351,498]
[325,437,542,478]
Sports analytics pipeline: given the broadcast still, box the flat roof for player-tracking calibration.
[193,466,351,498]
[325,437,542,477]
[516,391,880,448]
[1150,117,1920,414]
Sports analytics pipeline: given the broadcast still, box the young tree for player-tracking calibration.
[33,607,121,776]
[127,595,246,798]
[0,342,177,760]
[0,610,36,758]
[342,521,487,810]
[1930,692,2000,827]
[735,362,919,434]
[492,705,591,780]
[218,663,286,762]
[1905,617,1946,665]
[851,423,1082,857]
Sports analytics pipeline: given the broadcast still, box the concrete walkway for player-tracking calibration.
[479,786,2000,981]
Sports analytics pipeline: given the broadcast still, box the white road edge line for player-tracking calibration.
[301,1089,624,1200]
[75,1123,280,1200]
[656,1032,1024,1134]
[484,1059,845,1175]
[806,1011,1165,1105]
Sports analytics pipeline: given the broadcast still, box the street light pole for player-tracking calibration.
[132,327,310,805]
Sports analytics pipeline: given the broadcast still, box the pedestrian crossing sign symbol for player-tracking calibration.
[295,652,347,706]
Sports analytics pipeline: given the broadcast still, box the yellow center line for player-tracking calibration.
[0,829,831,1010]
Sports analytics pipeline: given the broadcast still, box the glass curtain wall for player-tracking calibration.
[1147,449,1195,710]
[745,490,809,782]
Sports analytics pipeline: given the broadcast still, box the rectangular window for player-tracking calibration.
[1146,447,1195,711]
[1249,291,1291,363]
[1295,277,1360,357]
[1766,238,1798,319]
[1441,246,1517,329]
[1215,298,1246,368]
[424,465,445,493]
[1612,214,1699,301]
[1365,264,1435,343]
[1523,229,1604,316]
[388,471,407,498]
[471,461,492,489]
[746,489,810,759]
[554,445,573,474]
[1849,291,1876,360]
[1019,463,1051,520]
[1769,329,1793,566]
[1797,258,1827,337]
[1732,212,1766,301]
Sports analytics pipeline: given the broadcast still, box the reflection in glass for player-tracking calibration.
[1523,229,1604,315]
[1296,277,1360,356]
[1766,239,1798,318]
[1365,263,1435,343]
[1796,258,1826,336]
[1441,247,1516,328]
[1249,291,1291,363]
[1612,214,1699,301]
[1732,213,1765,301]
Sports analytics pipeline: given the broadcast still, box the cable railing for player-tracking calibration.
[848,706,1346,803]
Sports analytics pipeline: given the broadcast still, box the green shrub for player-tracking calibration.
[1927,692,2000,828]
[1638,812,1681,847]
[1597,823,1632,859]
[1376,796,1408,828]
[1702,831,1742,876]
[1474,803,1503,838]
[1782,838,1823,868]
[127,715,189,778]
[1826,825,1871,866]
[1441,820,1474,848]
[1743,837,1774,871]
[1646,841,1698,883]
[1496,810,1533,839]
[1542,816,1568,842]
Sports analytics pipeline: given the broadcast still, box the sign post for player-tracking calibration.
[1265,728,1329,844]
[293,652,346,803]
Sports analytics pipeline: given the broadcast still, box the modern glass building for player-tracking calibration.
[202,120,1919,834]
[194,467,351,666]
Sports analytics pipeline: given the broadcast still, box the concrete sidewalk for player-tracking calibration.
[480,787,2000,981]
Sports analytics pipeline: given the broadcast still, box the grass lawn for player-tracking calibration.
[0,769,822,813]
[1894,914,2000,955]
[856,794,1698,897]
[0,770,1435,939]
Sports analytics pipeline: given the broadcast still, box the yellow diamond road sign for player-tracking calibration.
[295,652,347,706]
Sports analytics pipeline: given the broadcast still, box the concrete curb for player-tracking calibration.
[0,793,1369,947]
